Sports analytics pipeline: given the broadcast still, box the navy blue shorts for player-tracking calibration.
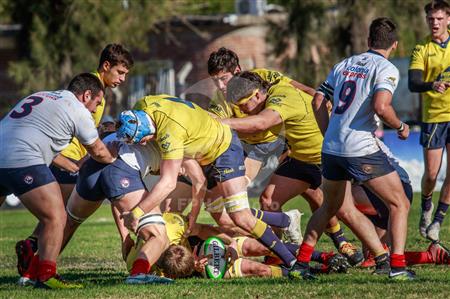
[420,122,450,149]
[50,160,79,185]
[76,158,145,202]
[202,131,246,184]
[322,151,395,182]
[0,164,56,196]
[363,182,413,230]
[274,157,322,189]
[242,137,287,162]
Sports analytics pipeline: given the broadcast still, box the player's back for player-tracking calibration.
[323,51,399,157]
[0,90,95,168]
[134,95,232,165]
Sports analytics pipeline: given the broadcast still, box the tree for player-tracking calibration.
[269,0,429,86]
[0,0,173,94]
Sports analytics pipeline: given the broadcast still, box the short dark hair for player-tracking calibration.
[207,47,240,76]
[425,0,450,15]
[226,71,271,103]
[368,17,398,50]
[98,43,134,69]
[67,73,105,97]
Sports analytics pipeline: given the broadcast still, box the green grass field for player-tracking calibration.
[1,194,450,298]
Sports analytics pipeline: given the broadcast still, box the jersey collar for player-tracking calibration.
[367,49,384,58]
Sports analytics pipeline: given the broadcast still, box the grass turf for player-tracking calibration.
[1,194,449,298]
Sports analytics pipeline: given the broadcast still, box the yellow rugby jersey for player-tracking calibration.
[265,83,322,164]
[409,32,450,122]
[163,212,190,249]
[134,95,232,165]
[208,68,293,144]
[61,71,105,160]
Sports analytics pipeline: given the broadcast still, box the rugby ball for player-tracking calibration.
[200,237,228,279]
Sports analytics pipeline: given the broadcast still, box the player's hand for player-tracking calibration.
[121,234,135,261]
[121,211,139,234]
[397,123,409,140]
[183,212,197,238]
[432,81,450,94]
[225,243,239,264]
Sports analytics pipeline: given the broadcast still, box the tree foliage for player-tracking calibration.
[269,0,429,86]
[0,0,173,93]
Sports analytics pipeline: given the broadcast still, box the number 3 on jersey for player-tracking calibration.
[335,80,356,115]
[10,96,44,119]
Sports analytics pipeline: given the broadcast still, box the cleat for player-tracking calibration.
[125,273,174,284]
[15,240,35,276]
[18,276,35,287]
[282,210,303,244]
[426,222,441,242]
[361,257,376,268]
[287,262,316,280]
[339,242,364,266]
[372,259,390,275]
[419,202,434,238]
[427,241,449,264]
[34,275,83,289]
[388,269,415,281]
[326,254,350,273]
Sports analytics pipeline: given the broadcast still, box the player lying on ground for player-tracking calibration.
[0,73,115,289]
[126,212,349,280]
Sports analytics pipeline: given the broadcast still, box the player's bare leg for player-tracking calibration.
[427,144,450,241]
[244,157,263,183]
[420,148,443,237]
[62,189,103,252]
[336,189,389,271]
[260,174,359,261]
[363,171,410,273]
[219,176,299,270]
[18,182,69,286]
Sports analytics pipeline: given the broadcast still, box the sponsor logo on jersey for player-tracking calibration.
[159,133,170,142]
[23,175,34,185]
[342,65,369,79]
[268,97,282,106]
[385,76,397,87]
[161,142,171,151]
[120,178,130,188]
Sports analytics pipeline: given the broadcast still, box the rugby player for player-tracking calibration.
[207,48,355,253]
[297,17,414,280]
[408,0,450,241]
[118,95,311,277]
[222,71,364,267]
[126,212,349,279]
[0,73,115,289]
[15,44,134,276]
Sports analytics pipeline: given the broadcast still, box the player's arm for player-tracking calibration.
[221,109,282,134]
[312,92,330,136]
[123,159,182,232]
[289,80,316,97]
[408,69,450,94]
[372,89,409,140]
[84,138,116,164]
[313,81,334,135]
[52,154,79,173]
[182,159,207,235]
